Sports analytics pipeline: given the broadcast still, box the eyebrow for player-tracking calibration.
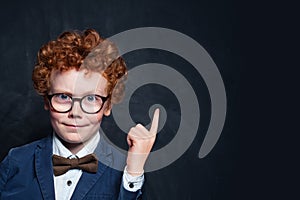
[50,90,107,97]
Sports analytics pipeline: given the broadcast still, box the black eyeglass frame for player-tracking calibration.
[47,93,109,114]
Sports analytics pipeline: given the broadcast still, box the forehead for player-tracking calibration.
[50,69,108,96]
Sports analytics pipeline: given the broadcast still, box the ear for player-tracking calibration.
[103,104,112,116]
[43,97,50,110]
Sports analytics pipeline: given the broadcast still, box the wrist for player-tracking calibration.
[125,165,144,177]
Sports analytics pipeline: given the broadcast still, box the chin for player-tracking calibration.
[57,132,84,144]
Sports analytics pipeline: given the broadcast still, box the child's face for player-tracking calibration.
[45,68,111,146]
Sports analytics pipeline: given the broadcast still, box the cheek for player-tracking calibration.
[49,111,62,122]
[96,113,105,122]
[86,112,105,124]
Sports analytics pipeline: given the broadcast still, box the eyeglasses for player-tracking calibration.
[47,93,108,114]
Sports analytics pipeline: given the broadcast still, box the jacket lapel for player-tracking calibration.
[35,135,55,200]
[70,135,113,200]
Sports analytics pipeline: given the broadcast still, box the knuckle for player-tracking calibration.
[136,123,144,128]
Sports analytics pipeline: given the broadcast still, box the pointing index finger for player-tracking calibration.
[150,108,160,133]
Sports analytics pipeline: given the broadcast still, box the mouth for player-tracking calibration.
[62,123,87,128]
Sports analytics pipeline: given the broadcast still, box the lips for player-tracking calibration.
[62,123,87,128]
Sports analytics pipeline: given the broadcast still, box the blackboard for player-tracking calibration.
[0,0,277,199]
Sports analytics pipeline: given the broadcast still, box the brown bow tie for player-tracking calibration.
[52,153,98,176]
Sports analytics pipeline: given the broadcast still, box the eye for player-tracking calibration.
[58,94,70,100]
[86,95,96,102]
[53,94,72,103]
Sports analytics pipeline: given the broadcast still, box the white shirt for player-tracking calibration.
[52,132,144,200]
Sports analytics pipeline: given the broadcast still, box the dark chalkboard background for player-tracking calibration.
[1,0,295,199]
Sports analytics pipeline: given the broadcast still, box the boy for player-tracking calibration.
[0,29,159,199]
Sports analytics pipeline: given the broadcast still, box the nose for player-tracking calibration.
[68,101,83,118]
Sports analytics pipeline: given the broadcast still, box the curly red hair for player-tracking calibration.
[32,29,127,107]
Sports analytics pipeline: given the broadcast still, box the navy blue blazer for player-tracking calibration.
[0,134,142,200]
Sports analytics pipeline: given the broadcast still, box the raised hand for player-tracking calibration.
[126,108,160,176]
